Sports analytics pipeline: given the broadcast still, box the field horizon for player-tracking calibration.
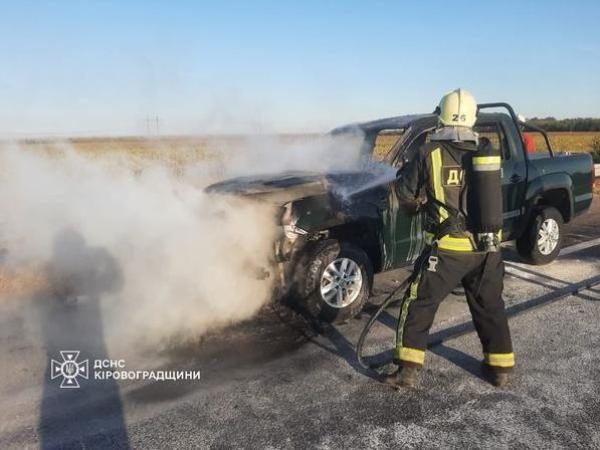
[3,131,599,171]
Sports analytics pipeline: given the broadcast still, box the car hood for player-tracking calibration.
[205,171,328,202]
[205,168,396,204]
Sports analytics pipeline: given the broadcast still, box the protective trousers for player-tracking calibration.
[395,247,514,371]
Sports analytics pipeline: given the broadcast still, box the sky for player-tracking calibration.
[0,0,599,137]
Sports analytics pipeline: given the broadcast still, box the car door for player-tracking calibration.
[381,129,431,270]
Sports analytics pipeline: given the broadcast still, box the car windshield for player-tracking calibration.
[369,128,408,163]
[387,127,415,165]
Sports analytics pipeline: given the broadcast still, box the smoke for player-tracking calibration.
[332,162,399,201]
[0,132,367,350]
[201,132,366,178]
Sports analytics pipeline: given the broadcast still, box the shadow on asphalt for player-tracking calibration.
[427,273,600,349]
[332,268,600,381]
[505,253,600,298]
[501,248,528,264]
[275,299,383,381]
[36,228,130,449]
[506,270,600,302]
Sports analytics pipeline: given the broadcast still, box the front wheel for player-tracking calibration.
[295,240,372,323]
[516,206,563,265]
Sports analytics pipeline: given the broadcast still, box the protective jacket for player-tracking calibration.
[396,138,502,252]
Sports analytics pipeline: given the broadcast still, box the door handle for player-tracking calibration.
[510,174,522,183]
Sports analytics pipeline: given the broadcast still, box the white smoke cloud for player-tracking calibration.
[201,132,366,178]
[0,145,277,348]
[0,132,367,350]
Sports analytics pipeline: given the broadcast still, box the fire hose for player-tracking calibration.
[356,277,411,370]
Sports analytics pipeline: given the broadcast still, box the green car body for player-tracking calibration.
[207,105,594,295]
[283,112,593,273]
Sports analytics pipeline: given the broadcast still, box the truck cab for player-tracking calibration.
[344,104,594,271]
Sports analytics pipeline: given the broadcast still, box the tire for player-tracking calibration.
[295,240,372,323]
[516,206,563,265]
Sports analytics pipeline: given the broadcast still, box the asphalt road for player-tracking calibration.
[1,198,599,449]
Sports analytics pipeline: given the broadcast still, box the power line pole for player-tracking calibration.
[145,115,161,136]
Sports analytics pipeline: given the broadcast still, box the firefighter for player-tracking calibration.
[385,89,514,388]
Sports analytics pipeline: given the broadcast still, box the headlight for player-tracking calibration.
[283,224,308,239]
[281,202,307,239]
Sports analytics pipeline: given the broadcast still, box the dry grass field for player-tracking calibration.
[374,132,600,160]
[532,132,600,153]
[11,134,321,172]
[9,131,600,168]
[14,136,220,170]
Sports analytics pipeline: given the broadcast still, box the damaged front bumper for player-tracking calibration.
[270,203,328,297]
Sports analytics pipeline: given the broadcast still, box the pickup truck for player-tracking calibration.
[207,103,594,323]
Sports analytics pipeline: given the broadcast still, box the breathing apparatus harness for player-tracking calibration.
[356,135,503,371]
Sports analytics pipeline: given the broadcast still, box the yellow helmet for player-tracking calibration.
[437,88,478,128]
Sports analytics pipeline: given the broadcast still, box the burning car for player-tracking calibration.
[207,104,594,323]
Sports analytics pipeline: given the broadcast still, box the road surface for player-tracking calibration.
[0,198,599,449]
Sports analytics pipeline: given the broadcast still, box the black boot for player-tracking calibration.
[384,364,421,388]
[481,363,511,388]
